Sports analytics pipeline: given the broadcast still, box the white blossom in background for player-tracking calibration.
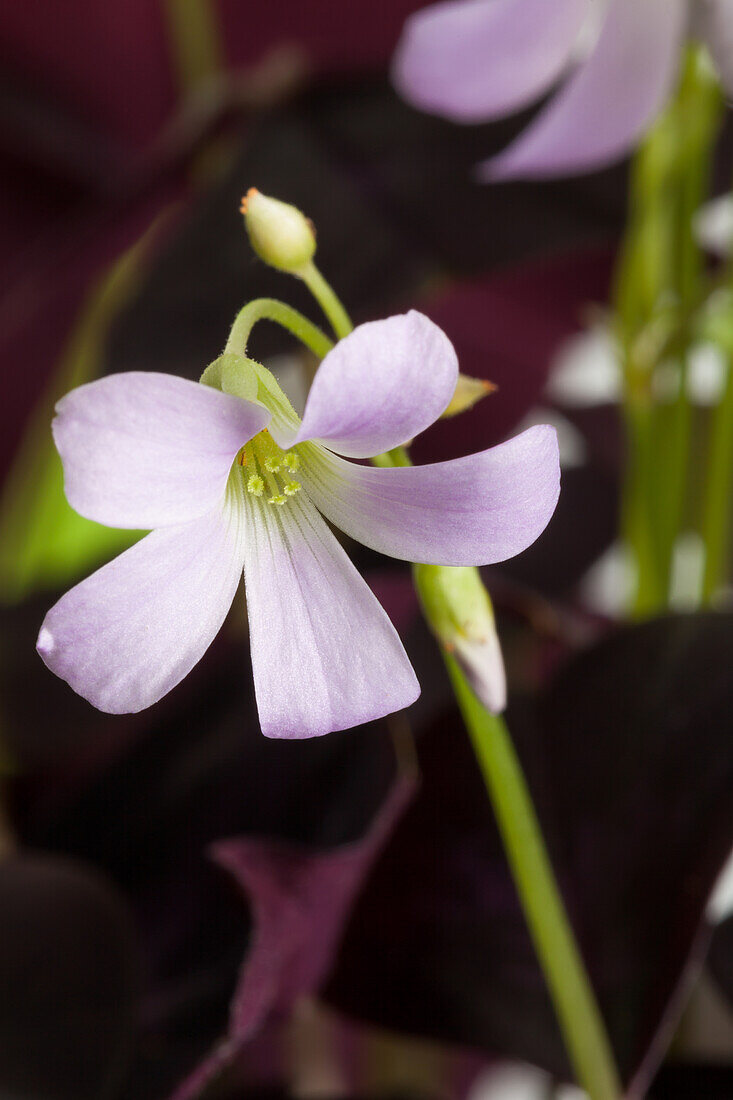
[467,1063,589,1100]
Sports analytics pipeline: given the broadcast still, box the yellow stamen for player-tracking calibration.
[236,430,303,508]
[247,473,264,496]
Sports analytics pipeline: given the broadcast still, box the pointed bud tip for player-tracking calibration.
[239,187,260,216]
[239,188,316,273]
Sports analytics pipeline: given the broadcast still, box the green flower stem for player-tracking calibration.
[298,261,354,340]
[702,352,733,600]
[224,298,334,360]
[293,264,620,1097]
[650,375,693,600]
[446,655,621,1100]
[621,394,665,616]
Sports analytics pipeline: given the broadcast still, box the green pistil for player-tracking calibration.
[239,430,302,507]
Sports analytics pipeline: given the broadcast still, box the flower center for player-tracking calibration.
[236,429,302,507]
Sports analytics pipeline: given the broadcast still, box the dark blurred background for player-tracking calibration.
[3,4,733,1100]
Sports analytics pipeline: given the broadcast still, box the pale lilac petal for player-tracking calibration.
[695,0,733,96]
[36,495,245,713]
[392,0,588,123]
[482,0,687,180]
[240,489,419,739]
[300,425,560,566]
[54,372,270,528]
[271,313,458,459]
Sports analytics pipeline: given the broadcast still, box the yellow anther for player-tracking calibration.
[247,473,264,496]
[235,432,304,508]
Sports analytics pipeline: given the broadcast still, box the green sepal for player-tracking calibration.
[220,354,260,402]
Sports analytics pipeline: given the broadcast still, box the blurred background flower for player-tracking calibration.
[393,0,733,180]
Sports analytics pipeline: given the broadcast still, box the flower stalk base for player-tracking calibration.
[446,655,622,1100]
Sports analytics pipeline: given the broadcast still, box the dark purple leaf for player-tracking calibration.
[103,80,623,386]
[0,853,138,1099]
[648,1063,733,1097]
[488,460,619,597]
[172,772,416,1100]
[412,252,614,457]
[705,915,733,1011]
[325,613,733,1094]
[16,606,446,1099]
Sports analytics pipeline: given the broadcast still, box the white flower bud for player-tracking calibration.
[241,188,316,273]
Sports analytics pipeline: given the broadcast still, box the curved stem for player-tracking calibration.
[224,298,334,360]
[446,657,621,1100]
[298,261,354,339]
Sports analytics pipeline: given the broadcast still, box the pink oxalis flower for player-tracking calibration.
[37,312,559,738]
[393,0,733,180]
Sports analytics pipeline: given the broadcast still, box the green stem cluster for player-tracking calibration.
[614,46,724,613]
[224,259,621,1098]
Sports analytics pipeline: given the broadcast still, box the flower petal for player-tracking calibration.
[482,0,687,180]
[392,0,588,123]
[54,372,270,528]
[36,496,245,713]
[240,489,420,739]
[300,425,560,566]
[271,313,458,459]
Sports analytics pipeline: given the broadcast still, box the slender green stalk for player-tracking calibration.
[446,657,621,1100]
[650,53,720,597]
[164,0,222,91]
[650,376,693,600]
[292,264,620,1098]
[614,131,673,615]
[622,395,665,616]
[701,354,733,600]
[224,298,334,360]
[298,261,354,340]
